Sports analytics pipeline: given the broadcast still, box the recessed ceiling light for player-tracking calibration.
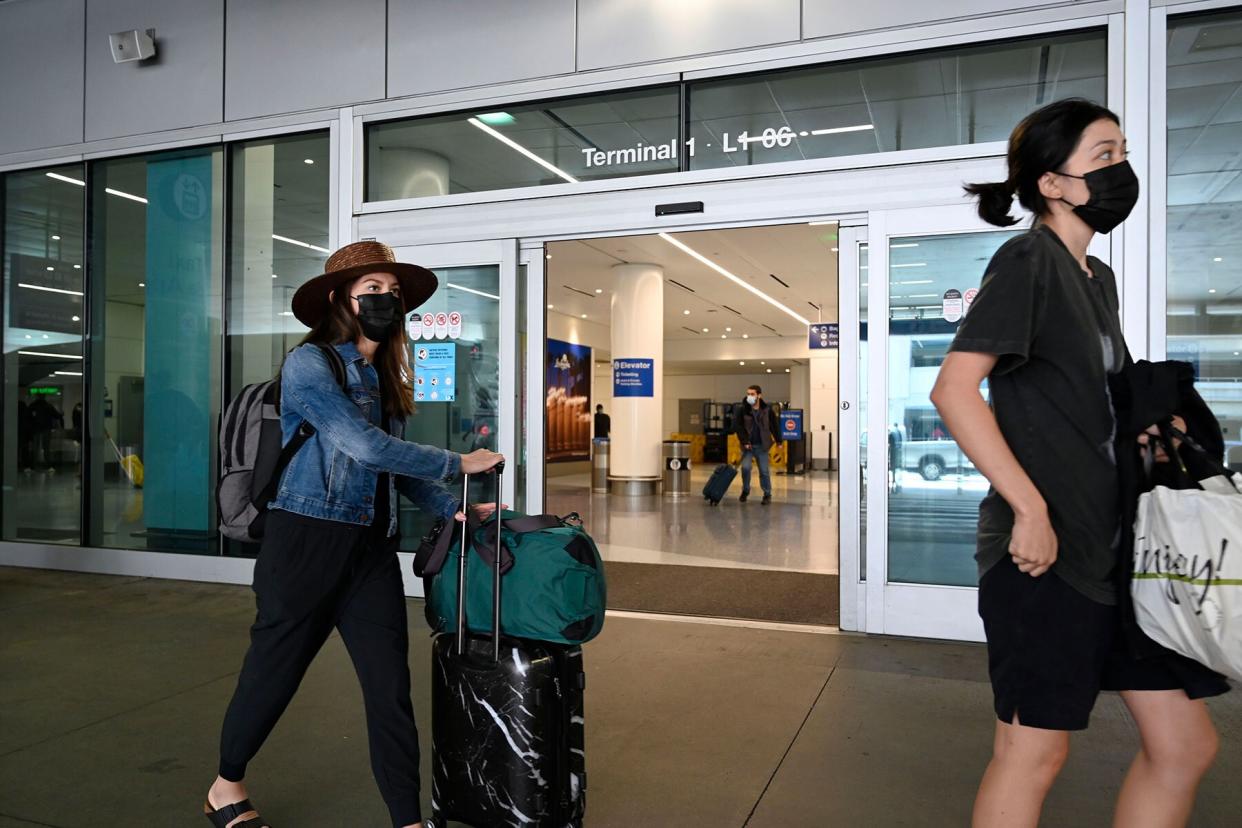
[138,282,145,287]
[742,334,749,339]
[580,314,587,319]
[739,361,746,366]
[720,334,726,339]
[42,334,49,339]
[271,274,278,279]
[830,247,838,252]
[73,265,81,269]
[545,254,551,260]
[683,309,690,315]
[303,159,314,165]
[594,288,603,294]
[72,315,80,322]
[24,335,31,339]
[761,361,766,365]
[725,327,732,332]
[1215,257,1223,262]
[766,368,772,373]
[547,304,554,309]
[785,368,790,373]
[1210,289,1218,294]
[46,266,54,272]
[52,235,61,241]
[702,327,709,332]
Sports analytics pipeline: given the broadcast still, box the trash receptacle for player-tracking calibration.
[662,440,691,497]
[592,438,609,492]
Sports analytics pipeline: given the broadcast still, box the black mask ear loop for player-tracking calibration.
[1053,170,1087,211]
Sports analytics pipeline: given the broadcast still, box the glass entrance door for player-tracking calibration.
[388,240,519,593]
[865,206,1026,640]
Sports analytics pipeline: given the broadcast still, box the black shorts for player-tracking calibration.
[978,556,1230,731]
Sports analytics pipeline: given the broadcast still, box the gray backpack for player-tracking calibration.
[217,343,346,542]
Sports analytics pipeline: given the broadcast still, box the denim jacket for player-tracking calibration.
[270,341,462,534]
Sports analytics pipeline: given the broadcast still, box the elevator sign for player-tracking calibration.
[613,358,654,397]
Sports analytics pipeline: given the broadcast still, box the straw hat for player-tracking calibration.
[291,240,437,327]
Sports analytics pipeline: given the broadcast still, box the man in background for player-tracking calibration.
[734,385,781,505]
[594,403,611,440]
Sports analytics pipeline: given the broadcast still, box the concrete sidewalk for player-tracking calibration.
[1,566,1239,826]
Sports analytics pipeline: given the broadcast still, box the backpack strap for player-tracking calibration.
[256,343,351,510]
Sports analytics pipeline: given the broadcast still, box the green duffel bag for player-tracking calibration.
[424,511,607,645]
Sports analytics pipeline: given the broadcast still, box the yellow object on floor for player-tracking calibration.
[120,454,144,488]
[727,433,787,469]
[669,433,705,464]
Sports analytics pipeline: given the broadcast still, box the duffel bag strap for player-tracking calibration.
[412,515,457,577]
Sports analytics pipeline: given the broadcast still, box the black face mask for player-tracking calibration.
[1057,159,1140,234]
[354,292,404,342]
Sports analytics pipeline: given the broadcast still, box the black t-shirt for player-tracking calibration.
[950,225,1126,605]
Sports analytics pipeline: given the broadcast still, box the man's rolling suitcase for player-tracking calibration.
[702,463,738,505]
[427,466,587,828]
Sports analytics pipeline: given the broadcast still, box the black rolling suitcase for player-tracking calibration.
[702,462,738,505]
[427,466,587,828]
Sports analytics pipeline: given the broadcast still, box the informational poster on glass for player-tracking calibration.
[414,342,457,402]
[546,338,592,462]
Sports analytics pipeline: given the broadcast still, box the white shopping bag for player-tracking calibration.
[1132,469,1242,682]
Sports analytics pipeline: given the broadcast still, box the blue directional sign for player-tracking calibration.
[613,358,654,397]
[414,342,456,402]
[809,323,839,349]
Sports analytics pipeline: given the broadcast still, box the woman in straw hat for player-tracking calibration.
[204,241,503,828]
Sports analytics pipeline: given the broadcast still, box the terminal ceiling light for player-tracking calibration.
[725,326,732,332]
[46,172,85,187]
[271,274,278,279]
[702,327,709,332]
[72,315,80,322]
[766,368,772,373]
[468,117,579,184]
[547,304,554,309]
[891,262,927,268]
[546,254,552,260]
[1215,257,1223,262]
[106,187,148,204]
[303,159,314,165]
[447,282,499,301]
[761,361,766,365]
[720,334,726,339]
[476,112,516,126]
[683,309,690,315]
[273,233,330,254]
[52,235,61,240]
[74,265,81,269]
[660,233,810,326]
[18,350,82,359]
[891,243,920,249]
[46,266,54,271]
[138,282,145,287]
[739,361,746,366]
[55,371,83,377]
[785,368,791,373]
[18,283,84,297]
[580,314,588,319]
[811,124,874,136]
[594,288,603,294]
[830,247,838,252]
[742,333,749,339]
[1210,289,1218,294]
[896,280,933,285]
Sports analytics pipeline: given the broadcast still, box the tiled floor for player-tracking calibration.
[2,566,1240,827]
[547,467,840,574]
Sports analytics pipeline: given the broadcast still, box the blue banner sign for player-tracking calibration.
[809,323,839,349]
[414,342,457,402]
[780,409,804,441]
[613,358,654,397]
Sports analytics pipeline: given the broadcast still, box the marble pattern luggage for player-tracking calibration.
[427,467,587,828]
[702,462,737,505]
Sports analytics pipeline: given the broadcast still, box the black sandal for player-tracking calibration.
[203,798,269,828]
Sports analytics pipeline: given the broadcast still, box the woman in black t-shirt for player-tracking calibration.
[932,99,1226,827]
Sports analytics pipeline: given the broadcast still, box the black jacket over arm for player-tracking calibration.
[1109,357,1225,658]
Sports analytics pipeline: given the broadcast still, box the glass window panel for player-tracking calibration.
[87,149,225,553]
[1167,11,1242,466]
[885,230,1020,587]
[398,265,502,549]
[227,132,330,396]
[2,164,86,544]
[365,86,681,201]
[223,131,329,556]
[859,242,868,581]
[688,30,1106,172]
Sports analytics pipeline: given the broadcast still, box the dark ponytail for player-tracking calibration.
[965,98,1120,227]
[963,181,1020,227]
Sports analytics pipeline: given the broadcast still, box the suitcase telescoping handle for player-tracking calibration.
[454,462,505,664]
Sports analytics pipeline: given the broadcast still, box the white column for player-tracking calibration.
[609,263,663,487]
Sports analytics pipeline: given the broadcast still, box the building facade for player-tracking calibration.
[1,0,1238,641]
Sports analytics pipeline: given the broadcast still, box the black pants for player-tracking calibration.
[219,510,422,827]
